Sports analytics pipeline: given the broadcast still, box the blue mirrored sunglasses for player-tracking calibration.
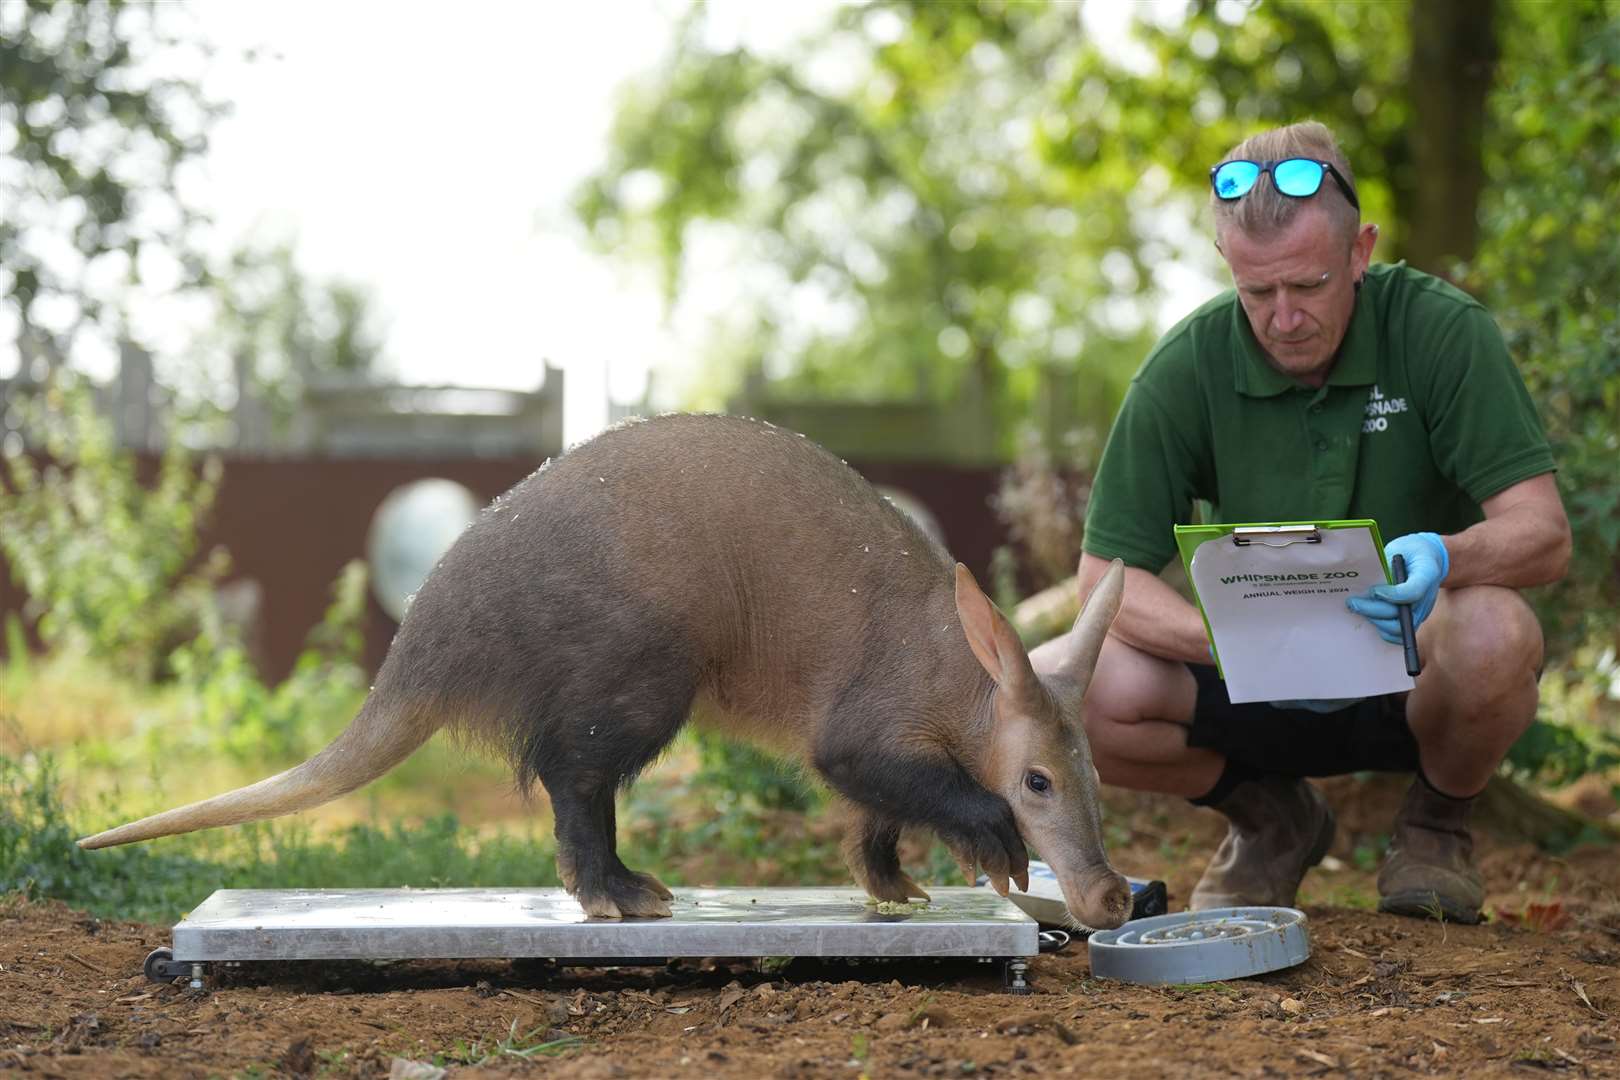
[1210,157,1361,211]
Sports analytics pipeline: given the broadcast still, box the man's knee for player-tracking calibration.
[1413,587,1543,753]
[1427,585,1544,683]
[1081,636,1197,735]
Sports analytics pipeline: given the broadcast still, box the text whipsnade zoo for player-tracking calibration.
[1219,571,1360,585]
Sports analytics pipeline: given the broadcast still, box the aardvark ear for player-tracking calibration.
[1065,558,1125,695]
[954,563,1039,701]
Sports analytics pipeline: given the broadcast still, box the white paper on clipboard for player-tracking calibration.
[1188,525,1415,704]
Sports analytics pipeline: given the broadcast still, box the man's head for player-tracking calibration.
[1211,121,1378,387]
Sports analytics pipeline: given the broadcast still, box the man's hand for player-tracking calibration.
[1346,532,1450,644]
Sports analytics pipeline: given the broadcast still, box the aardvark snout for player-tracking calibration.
[1064,863,1133,931]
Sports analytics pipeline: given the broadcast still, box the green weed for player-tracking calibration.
[1351,836,1387,873]
[1311,884,1378,912]
[314,1049,352,1078]
[1157,834,1193,864]
[435,1019,581,1066]
[919,839,969,886]
[618,743,845,887]
[1178,982,1240,997]
[691,728,820,813]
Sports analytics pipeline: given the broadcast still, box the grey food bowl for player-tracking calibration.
[1087,906,1310,985]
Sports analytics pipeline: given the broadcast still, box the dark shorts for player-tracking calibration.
[1185,663,1421,777]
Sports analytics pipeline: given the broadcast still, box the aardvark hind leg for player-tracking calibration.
[553,786,673,918]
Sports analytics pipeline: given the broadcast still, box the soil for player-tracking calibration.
[5,774,1619,1079]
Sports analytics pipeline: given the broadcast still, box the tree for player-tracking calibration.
[1472,0,1620,666]
[1081,0,1509,273]
[189,242,389,429]
[1406,0,1499,271]
[576,0,1511,451]
[0,1,219,366]
[575,4,1162,452]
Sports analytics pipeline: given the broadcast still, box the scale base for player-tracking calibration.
[155,886,1040,992]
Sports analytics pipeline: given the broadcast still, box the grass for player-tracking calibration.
[0,752,564,922]
[1305,883,1379,911]
[2,742,886,924]
[2,649,522,833]
[1350,836,1388,873]
[2,644,866,922]
[434,1019,583,1067]
[1177,982,1241,997]
[0,646,871,922]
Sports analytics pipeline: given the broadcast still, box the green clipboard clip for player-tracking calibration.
[1174,519,1391,679]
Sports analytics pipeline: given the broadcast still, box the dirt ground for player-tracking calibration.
[4,774,1619,1079]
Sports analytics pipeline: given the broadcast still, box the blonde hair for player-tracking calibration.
[1211,121,1360,242]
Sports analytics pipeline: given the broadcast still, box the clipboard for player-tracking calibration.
[1174,519,1415,704]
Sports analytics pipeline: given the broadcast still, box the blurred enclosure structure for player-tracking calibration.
[0,341,566,459]
[0,337,558,680]
[0,339,1010,682]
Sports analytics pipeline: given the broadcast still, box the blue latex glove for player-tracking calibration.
[1345,532,1449,644]
[1272,698,1365,713]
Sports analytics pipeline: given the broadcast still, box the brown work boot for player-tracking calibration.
[1377,777,1485,924]
[1189,776,1336,910]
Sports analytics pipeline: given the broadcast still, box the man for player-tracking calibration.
[1075,121,1571,923]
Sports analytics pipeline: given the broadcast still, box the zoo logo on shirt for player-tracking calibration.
[1362,385,1408,434]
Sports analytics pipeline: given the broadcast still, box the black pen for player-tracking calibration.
[1391,554,1422,676]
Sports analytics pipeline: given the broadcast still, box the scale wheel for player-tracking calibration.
[143,947,183,983]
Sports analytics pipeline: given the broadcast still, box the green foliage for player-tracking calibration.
[1471,1,1620,783]
[575,3,1157,442]
[1,743,854,925]
[1472,0,1620,659]
[1,752,222,918]
[434,1022,582,1068]
[1071,0,1414,252]
[2,373,373,763]
[170,560,370,764]
[1350,835,1387,873]
[3,614,28,697]
[181,242,389,428]
[0,0,218,354]
[692,730,820,813]
[917,835,971,888]
[1,5,382,429]
[621,748,845,886]
[1506,719,1620,790]
[0,376,226,680]
[574,0,1482,438]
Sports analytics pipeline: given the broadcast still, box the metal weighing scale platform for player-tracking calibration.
[145,886,1043,992]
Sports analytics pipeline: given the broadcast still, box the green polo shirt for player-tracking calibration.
[1082,262,1556,572]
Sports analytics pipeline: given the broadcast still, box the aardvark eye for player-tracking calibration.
[1026,772,1050,793]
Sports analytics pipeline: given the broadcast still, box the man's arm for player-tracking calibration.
[1442,472,1571,589]
[1077,552,1211,665]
